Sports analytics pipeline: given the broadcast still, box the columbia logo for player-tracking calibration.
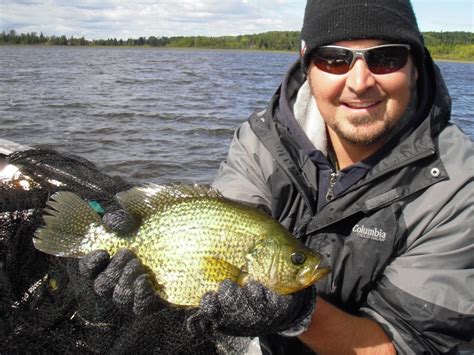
[352,224,386,242]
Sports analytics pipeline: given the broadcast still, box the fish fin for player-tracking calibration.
[202,256,246,284]
[164,183,222,199]
[116,183,222,219]
[34,191,104,258]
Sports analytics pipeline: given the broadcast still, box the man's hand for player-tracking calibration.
[102,209,139,235]
[79,249,163,316]
[186,279,317,338]
[298,297,397,354]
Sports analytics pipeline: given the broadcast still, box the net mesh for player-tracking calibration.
[0,148,217,354]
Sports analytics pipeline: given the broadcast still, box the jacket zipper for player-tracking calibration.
[325,171,339,201]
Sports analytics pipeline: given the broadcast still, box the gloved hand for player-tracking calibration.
[102,209,139,235]
[186,279,317,338]
[79,249,163,316]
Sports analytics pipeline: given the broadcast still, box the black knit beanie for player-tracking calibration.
[300,0,425,73]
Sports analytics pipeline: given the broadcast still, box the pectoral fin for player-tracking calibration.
[202,256,247,285]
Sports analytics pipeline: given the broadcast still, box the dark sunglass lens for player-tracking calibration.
[312,47,352,74]
[366,46,409,74]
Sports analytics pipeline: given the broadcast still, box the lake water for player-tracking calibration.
[1,46,473,185]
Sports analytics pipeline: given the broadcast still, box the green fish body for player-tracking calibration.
[34,184,330,306]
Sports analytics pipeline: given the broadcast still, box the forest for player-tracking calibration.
[1,30,472,61]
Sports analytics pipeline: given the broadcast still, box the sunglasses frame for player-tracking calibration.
[312,44,411,75]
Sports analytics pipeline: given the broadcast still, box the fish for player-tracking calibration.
[34,184,330,307]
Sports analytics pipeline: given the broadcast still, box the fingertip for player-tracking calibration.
[219,279,238,292]
[199,291,220,317]
[115,248,136,260]
[85,249,110,262]
[124,258,143,275]
[134,273,148,285]
[200,290,215,304]
[245,280,266,294]
[107,249,136,270]
[134,273,153,290]
[79,249,110,278]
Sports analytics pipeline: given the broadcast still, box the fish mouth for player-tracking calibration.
[297,261,331,286]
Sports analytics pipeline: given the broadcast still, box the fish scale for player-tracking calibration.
[137,198,265,305]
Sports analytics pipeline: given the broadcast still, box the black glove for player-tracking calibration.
[102,209,140,235]
[79,249,163,316]
[186,279,317,338]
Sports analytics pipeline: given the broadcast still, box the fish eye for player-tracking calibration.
[291,252,306,265]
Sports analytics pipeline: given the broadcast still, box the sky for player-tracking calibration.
[0,0,472,40]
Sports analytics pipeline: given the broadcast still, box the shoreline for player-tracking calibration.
[430,57,474,63]
[1,44,473,63]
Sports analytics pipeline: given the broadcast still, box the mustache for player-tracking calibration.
[340,95,385,103]
[339,88,385,102]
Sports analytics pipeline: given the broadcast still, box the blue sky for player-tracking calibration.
[0,0,472,39]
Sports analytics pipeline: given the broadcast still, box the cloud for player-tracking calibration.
[0,0,305,39]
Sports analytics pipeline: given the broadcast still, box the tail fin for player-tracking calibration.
[34,191,104,257]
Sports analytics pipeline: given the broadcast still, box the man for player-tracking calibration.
[187,0,473,354]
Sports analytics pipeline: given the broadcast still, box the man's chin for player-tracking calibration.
[338,126,392,146]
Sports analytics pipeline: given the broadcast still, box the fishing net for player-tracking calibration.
[0,147,217,354]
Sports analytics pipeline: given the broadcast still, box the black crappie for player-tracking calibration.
[34,184,330,306]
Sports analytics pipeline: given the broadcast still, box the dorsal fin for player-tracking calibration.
[116,183,222,219]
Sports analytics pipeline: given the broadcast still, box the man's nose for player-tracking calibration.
[345,58,376,93]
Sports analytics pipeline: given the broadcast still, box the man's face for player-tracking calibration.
[308,39,418,147]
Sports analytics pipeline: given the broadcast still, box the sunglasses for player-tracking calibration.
[311,44,411,75]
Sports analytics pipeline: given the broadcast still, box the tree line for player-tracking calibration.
[0,30,300,49]
[1,29,472,60]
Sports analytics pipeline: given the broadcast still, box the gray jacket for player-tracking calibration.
[213,55,474,354]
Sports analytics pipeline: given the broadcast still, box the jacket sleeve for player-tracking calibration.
[359,126,474,353]
[212,121,273,209]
